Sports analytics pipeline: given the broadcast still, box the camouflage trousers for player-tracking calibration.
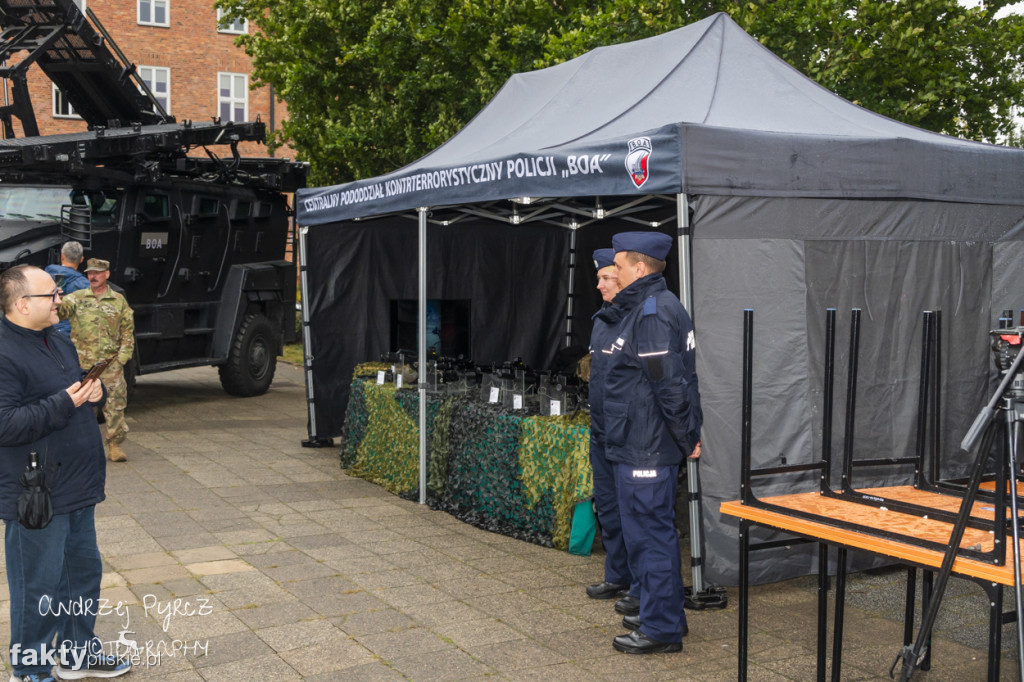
[99,362,129,444]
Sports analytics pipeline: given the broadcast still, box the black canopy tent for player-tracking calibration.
[295,13,1024,585]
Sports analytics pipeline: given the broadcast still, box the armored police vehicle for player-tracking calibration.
[0,0,307,396]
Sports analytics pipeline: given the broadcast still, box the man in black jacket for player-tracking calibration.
[0,265,131,682]
[601,232,702,655]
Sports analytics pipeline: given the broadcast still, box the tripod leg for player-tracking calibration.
[1004,403,1024,682]
[892,422,999,681]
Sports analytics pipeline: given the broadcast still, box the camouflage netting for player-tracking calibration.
[427,396,457,496]
[339,363,391,468]
[518,413,592,550]
[340,377,595,551]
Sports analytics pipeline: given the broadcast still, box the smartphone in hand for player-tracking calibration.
[83,357,114,383]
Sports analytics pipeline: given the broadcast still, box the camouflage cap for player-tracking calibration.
[83,258,110,272]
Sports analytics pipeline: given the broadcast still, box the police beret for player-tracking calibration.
[83,258,110,272]
[592,248,615,270]
[612,231,672,261]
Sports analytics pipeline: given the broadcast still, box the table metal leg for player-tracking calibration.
[830,547,847,682]
[904,567,917,647]
[982,581,1003,682]
[739,519,750,682]
[922,570,933,671]
[817,542,829,682]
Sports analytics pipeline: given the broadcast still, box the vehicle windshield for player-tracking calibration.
[0,186,72,221]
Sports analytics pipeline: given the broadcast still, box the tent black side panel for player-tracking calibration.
[692,195,1024,585]
[305,219,572,439]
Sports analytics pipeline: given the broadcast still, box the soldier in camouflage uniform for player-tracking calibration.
[58,258,134,462]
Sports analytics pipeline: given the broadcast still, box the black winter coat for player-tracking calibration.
[0,317,107,520]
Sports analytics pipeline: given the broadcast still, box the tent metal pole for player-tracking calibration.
[298,225,331,447]
[678,192,702,589]
[566,223,577,347]
[678,193,727,610]
[418,207,428,505]
[676,193,693,312]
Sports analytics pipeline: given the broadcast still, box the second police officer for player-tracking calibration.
[598,231,702,654]
[585,248,637,606]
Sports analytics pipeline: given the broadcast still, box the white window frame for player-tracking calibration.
[217,72,248,123]
[138,65,171,115]
[137,0,169,27]
[216,8,248,34]
[52,85,82,120]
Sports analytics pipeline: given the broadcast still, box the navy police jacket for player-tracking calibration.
[588,301,618,453]
[0,316,107,520]
[592,273,702,467]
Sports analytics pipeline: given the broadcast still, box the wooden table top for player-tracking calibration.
[721,485,1024,585]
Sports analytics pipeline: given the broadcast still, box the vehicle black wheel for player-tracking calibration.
[219,314,278,397]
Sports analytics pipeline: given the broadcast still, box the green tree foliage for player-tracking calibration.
[544,0,1024,144]
[217,0,585,184]
[740,0,1024,143]
[217,0,1024,185]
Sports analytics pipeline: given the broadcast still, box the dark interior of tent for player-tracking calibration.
[303,196,682,440]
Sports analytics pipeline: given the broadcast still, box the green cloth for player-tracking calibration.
[568,500,596,556]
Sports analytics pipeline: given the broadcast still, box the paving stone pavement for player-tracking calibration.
[0,363,1017,680]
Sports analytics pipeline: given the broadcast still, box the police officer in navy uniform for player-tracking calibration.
[585,248,637,604]
[601,231,702,654]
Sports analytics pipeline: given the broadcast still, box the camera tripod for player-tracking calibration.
[892,329,1024,682]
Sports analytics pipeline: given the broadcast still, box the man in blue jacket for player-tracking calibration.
[44,241,89,337]
[0,265,131,682]
[586,248,635,603]
[601,232,702,655]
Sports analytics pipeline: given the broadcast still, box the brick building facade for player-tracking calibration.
[11,0,291,159]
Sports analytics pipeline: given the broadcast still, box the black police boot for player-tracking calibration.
[612,630,682,654]
[586,581,627,599]
[614,594,640,615]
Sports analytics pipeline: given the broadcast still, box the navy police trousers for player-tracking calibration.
[616,463,687,642]
[590,445,636,594]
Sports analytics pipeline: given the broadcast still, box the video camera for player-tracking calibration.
[991,310,1024,374]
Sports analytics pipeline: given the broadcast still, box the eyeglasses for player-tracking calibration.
[22,290,60,302]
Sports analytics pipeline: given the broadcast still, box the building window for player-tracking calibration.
[216,9,247,34]
[52,85,81,119]
[218,73,247,123]
[138,65,170,114]
[138,0,168,27]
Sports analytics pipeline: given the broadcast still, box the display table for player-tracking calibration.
[721,487,1020,681]
[341,376,595,552]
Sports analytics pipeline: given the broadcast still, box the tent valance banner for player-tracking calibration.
[297,125,683,224]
